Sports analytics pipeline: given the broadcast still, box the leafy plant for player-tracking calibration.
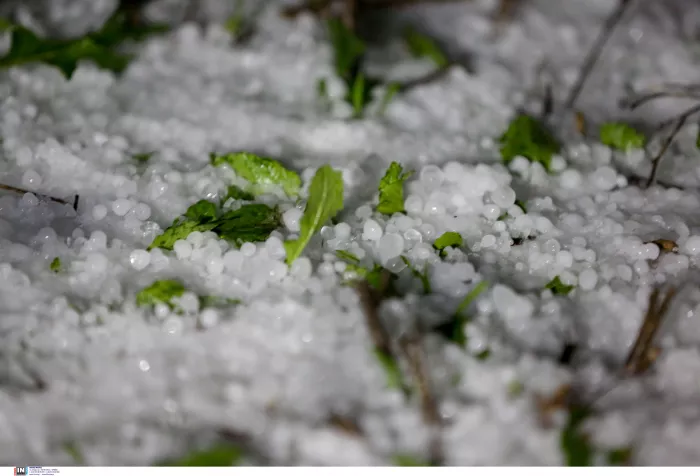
[599,122,646,151]
[50,257,61,273]
[561,406,593,466]
[545,276,575,296]
[376,162,413,215]
[284,165,344,265]
[210,152,301,197]
[403,27,449,68]
[499,114,561,172]
[433,231,462,257]
[136,279,186,310]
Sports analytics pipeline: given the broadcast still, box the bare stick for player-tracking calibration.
[399,335,443,465]
[622,89,700,111]
[563,0,639,111]
[0,183,74,207]
[646,102,700,188]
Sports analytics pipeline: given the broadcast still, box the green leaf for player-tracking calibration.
[284,165,344,265]
[561,406,594,466]
[0,25,130,79]
[210,152,301,197]
[599,122,646,151]
[89,10,169,48]
[545,276,575,296]
[198,295,242,309]
[213,204,281,247]
[607,447,633,466]
[475,348,491,360]
[223,184,255,202]
[351,72,366,118]
[50,257,61,273]
[403,27,449,68]
[148,219,218,251]
[499,114,561,172]
[435,280,489,347]
[377,82,401,116]
[62,441,84,464]
[392,454,431,466]
[433,231,462,255]
[133,152,153,163]
[136,279,186,309]
[326,17,365,80]
[400,256,430,294]
[336,250,360,264]
[373,349,402,390]
[515,199,527,213]
[160,443,243,466]
[224,0,245,37]
[184,199,218,223]
[377,161,413,215]
[696,126,700,150]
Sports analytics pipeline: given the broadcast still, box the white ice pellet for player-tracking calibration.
[133,203,151,221]
[174,240,192,259]
[334,222,351,240]
[591,166,618,191]
[363,219,383,241]
[405,195,423,215]
[154,302,170,319]
[490,186,516,208]
[207,257,224,275]
[396,215,414,231]
[578,268,598,290]
[112,199,133,217]
[355,205,372,220]
[187,231,205,248]
[291,256,313,279]
[535,216,553,233]
[556,250,574,268]
[21,169,41,189]
[492,284,534,322]
[240,242,256,257]
[420,164,444,189]
[481,234,497,248]
[560,169,583,189]
[265,236,286,260]
[419,223,436,240]
[199,309,219,328]
[20,193,39,208]
[378,233,404,263]
[92,204,108,221]
[482,204,501,221]
[682,235,700,256]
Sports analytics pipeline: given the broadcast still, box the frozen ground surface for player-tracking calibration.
[2,0,700,466]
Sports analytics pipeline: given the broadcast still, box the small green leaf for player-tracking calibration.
[316,78,328,100]
[475,349,491,360]
[62,441,84,464]
[696,126,700,150]
[514,199,527,213]
[561,406,594,466]
[198,295,242,309]
[377,161,413,215]
[499,114,561,172]
[403,27,449,68]
[326,17,365,80]
[184,199,218,223]
[377,82,401,116]
[224,0,245,37]
[133,152,153,163]
[50,257,61,273]
[433,231,462,255]
[223,184,255,202]
[148,219,217,251]
[0,25,130,79]
[545,276,575,296]
[373,348,402,390]
[435,280,489,348]
[607,447,633,466]
[284,165,344,265]
[210,152,301,197]
[392,454,431,466]
[599,122,646,151]
[160,443,244,466]
[213,203,281,247]
[136,279,186,309]
[400,256,431,294]
[336,250,360,264]
[351,72,366,118]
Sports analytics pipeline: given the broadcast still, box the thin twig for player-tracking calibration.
[621,90,700,111]
[646,103,700,188]
[399,335,443,466]
[563,0,639,111]
[0,183,73,207]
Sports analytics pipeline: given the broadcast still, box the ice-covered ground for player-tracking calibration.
[2,0,700,466]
